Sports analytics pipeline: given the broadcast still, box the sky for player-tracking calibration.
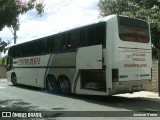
[0,0,99,46]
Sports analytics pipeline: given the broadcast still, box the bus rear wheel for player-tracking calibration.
[11,74,17,86]
[46,75,58,93]
[59,77,71,95]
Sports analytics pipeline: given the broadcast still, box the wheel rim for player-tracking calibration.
[48,79,55,89]
[61,81,69,89]
[47,76,57,92]
[60,78,70,94]
[12,75,17,85]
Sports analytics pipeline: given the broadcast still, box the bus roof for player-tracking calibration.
[10,14,148,47]
[9,15,117,48]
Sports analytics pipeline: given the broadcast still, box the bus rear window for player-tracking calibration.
[118,16,150,43]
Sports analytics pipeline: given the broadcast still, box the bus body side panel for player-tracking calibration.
[12,54,50,88]
[105,17,118,95]
[47,52,77,90]
[47,50,107,95]
[7,70,12,82]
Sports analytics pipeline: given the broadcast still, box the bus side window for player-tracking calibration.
[80,29,87,47]
[12,47,15,58]
[23,43,29,57]
[87,26,96,46]
[20,43,28,57]
[47,37,54,53]
[14,46,19,58]
[29,41,40,56]
[69,30,80,50]
[18,46,22,57]
[40,38,47,54]
[96,23,106,48]
[79,23,106,48]
[35,41,40,55]
[54,35,61,52]
[61,34,67,51]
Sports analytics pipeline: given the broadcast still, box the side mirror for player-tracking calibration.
[7,64,11,71]
[6,57,12,71]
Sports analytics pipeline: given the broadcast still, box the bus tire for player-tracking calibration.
[59,76,71,95]
[46,75,58,93]
[11,73,17,86]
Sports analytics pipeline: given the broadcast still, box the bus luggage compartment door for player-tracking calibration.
[76,45,102,69]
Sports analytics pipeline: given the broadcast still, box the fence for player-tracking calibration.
[152,60,158,92]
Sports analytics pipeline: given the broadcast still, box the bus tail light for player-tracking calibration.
[112,69,119,82]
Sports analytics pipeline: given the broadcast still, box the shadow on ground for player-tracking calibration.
[9,84,160,112]
[0,99,36,111]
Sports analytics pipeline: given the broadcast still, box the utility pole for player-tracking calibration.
[9,18,19,44]
[13,26,17,44]
[13,18,20,44]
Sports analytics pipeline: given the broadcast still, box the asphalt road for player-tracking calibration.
[0,79,160,120]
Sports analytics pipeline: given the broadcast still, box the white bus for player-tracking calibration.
[6,15,152,95]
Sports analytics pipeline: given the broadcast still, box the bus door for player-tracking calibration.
[6,56,13,81]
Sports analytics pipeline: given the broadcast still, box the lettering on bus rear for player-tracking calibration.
[124,64,147,68]
[118,50,151,69]
[124,53,147,67]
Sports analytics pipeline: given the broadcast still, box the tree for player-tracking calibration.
[0,0,44,54]
[0,38,8,53]
[0,0,44,31]
[98,0,160,59]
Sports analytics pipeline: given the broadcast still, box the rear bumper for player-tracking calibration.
[108,79,152,95]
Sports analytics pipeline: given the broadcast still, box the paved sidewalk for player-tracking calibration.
[0,78,7,82]
[115,91,160,99]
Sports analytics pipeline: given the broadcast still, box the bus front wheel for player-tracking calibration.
[11,74,17,86]
[59,77,71,95]
[46,75,58,93]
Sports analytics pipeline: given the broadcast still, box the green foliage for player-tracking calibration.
[0,59,1,65]
[0,38,8,53]
[98,0,160,59]
[99,0,136,16]
[0,0,44,30]
[0,58,6,65]
[99,0,160,29]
